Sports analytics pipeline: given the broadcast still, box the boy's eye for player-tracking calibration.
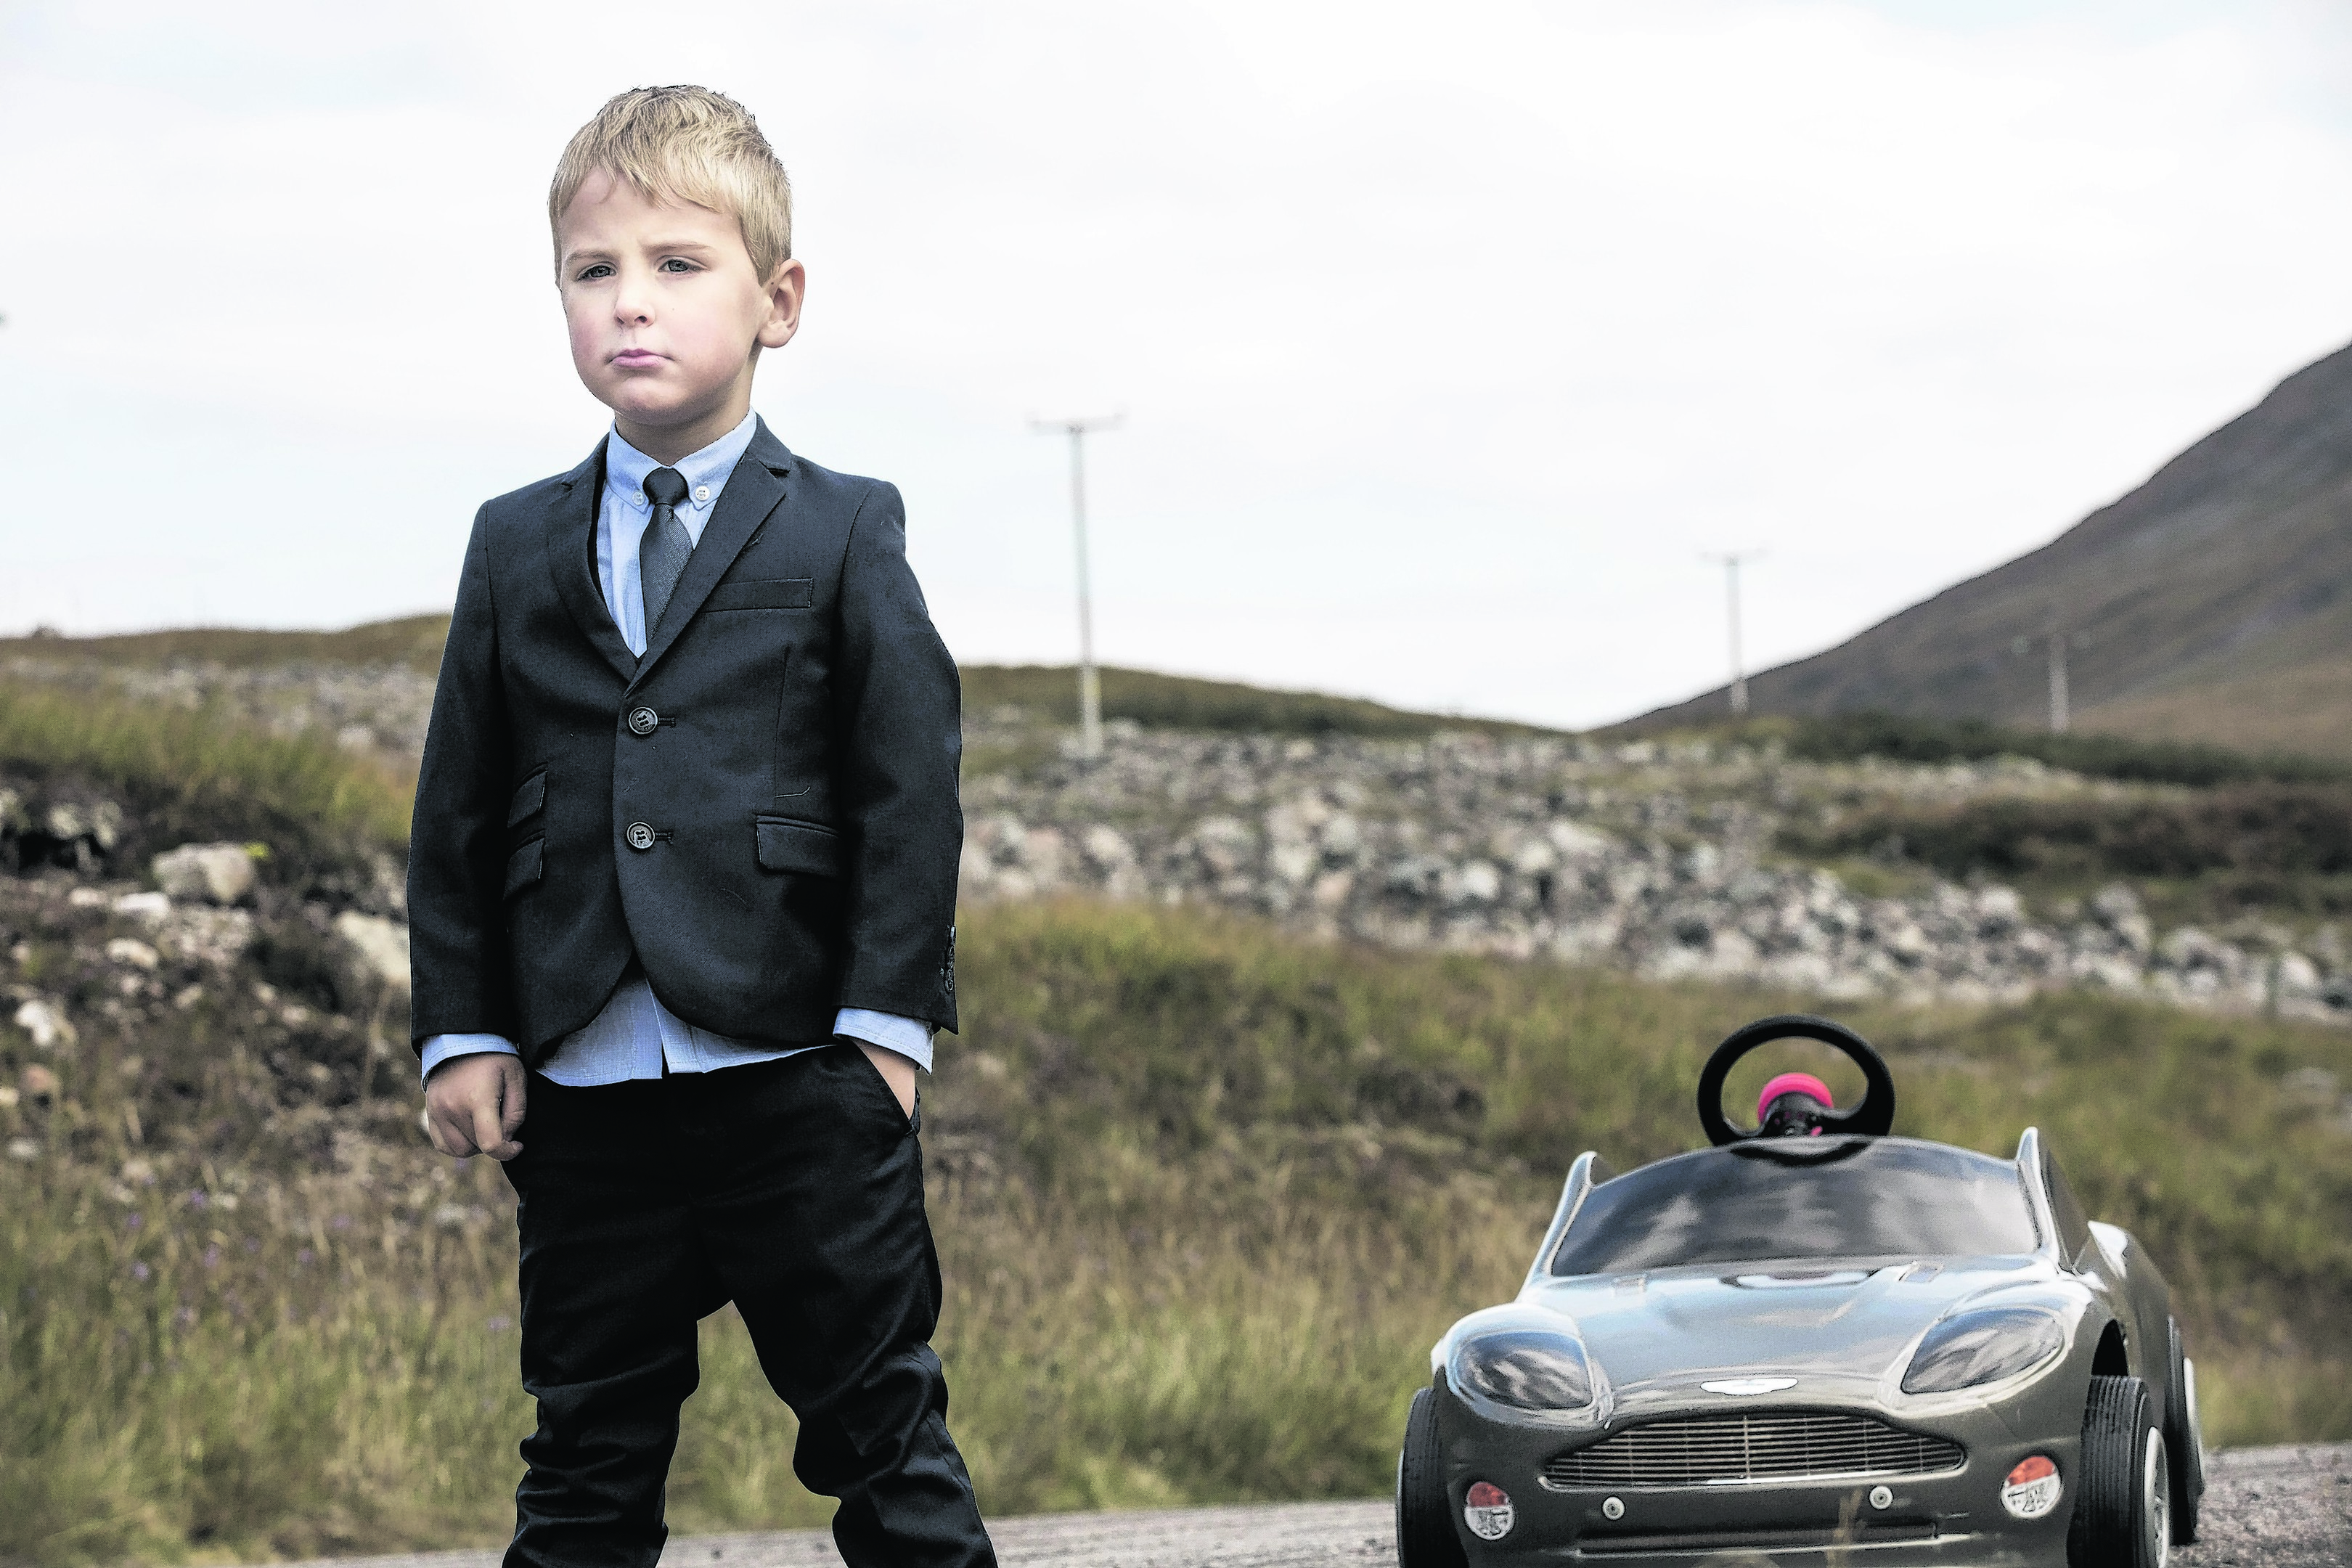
[575,263,615,282]
[658,258,700,274]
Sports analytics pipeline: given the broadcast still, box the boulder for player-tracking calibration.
[332,911,412,1000]
[152,843,258,905]
[12,1000,75,1050]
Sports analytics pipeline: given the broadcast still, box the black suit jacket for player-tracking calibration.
[407,419,962,1063]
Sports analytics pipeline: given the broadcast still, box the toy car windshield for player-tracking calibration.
[1548,1138,2041,1276]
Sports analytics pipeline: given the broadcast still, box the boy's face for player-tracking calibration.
[556,171,804,460]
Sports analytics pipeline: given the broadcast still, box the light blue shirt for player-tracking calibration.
[420,414,934,1085]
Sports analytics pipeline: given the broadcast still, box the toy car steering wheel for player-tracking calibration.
[1696,1013,1896,1147]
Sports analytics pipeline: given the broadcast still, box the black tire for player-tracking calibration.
[1397,1386,1469,1568]
[2068,1374,2171,1568]
[2163,1321,2204,1544]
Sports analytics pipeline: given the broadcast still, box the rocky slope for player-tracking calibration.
[7,649,2349,1028]
[1636,338,2352,759]
[961,715,2351,1022]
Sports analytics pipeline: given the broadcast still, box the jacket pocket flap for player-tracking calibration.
[754,817,843,876]
[706,577,814,612]
[507,768,547,827]
[504,838,544,898]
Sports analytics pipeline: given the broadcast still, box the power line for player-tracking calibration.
[1031,413,1122,759]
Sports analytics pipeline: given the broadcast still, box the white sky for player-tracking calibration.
[3,0,2348,728]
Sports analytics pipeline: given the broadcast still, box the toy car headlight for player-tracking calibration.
[1450,1331,1595,1410]
[1901,1307,2066,1394]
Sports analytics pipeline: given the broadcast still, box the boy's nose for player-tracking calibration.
[612,270,656,324]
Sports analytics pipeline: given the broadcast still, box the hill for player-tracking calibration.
[1,617,1557,743]
[1635,340,2352,758]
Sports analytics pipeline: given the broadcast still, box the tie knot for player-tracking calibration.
[642,467,689,509]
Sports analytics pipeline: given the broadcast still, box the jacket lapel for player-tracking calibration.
[630,417,794,687]
[542,438,637,685]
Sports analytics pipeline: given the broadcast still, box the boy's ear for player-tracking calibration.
[758,258,807,351]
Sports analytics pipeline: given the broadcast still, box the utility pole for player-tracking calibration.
[2047,631,2070,735]
[1702,552,1762,715]
[1032,414,1122,759]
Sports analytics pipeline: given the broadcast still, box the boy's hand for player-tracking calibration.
[854,1040,918,1120]
[423,1053,528,1160]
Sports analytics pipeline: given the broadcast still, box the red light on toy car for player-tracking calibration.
[1463,1481,1516,1540]
[2001,1455,2062,1520]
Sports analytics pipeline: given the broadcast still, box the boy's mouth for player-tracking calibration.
[610,349,665,368]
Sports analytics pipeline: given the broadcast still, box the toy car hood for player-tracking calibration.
[1514,1259,2096,1421]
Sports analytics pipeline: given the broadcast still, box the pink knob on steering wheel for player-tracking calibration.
[1757,1072,1834,1137]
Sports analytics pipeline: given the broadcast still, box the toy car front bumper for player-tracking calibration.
[1434,1386,2080,1567]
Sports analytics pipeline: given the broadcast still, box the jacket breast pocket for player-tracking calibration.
[707,577,814,613]
[504,838,544,899]
[754,816,842,876]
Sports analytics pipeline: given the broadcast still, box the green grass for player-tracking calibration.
[5,618,1563,743]
[1625,710,2348,788]
[5,897,2352,1563]
[930,664,1561,740]
[0,618,452,677]
[0,679,412,877]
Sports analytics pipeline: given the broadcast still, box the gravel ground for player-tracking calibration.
[259,1444,2349,1567]
[2179,1443,2352,1567]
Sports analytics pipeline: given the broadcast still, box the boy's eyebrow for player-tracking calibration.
[560,237,724,269]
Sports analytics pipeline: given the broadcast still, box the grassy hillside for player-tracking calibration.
[4,618,1555,743]
[962,664,1557,740]
[1616,709,2348,787]
[4,894,2351,1562]
[0,617,452,677]
[1633,339,2352,758]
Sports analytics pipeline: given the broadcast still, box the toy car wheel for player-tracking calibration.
[2069,1374,2170,1568]
[1397,1386,1468,1568]
[2163,1320,2204,1544]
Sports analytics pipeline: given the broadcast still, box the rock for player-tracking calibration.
[1016,828,1068,886]
[1548,821,1614,859]
[1448,860,1502,908]
[1974,886,2024,936]
[1079,825,1135,871]
[12,1000,75,1050]
[1269,841,1318,885]
[20,1063,60,1098]
[152,843,258,905]
[105,937,160,971]
[1318,814,1363,859]
[1508,837,1558,877]
[2278,952,2323,1000]
[42,799,123,850]
[332,911,412,1000]
[113,891,172,925]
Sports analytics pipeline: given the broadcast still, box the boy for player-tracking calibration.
[407,86,993,1568]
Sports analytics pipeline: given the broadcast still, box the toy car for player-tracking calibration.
[1397,1014,2204,1567]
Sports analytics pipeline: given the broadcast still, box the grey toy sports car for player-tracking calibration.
[1398,1015,2204,1568]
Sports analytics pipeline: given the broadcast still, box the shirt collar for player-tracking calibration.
[604,411,759,513]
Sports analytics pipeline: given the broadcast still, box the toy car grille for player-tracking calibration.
[1543,1412,1965,1488]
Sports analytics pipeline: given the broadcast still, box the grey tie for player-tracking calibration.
[637,467,693,637]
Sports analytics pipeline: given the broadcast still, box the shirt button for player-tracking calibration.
[626,822,657,852]
[627,706,660,736]
[693,485,711,502]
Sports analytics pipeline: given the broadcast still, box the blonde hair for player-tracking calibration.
[549,86,793,282]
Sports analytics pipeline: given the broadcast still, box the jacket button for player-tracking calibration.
[627,706,660,736]
[625,822,657,851]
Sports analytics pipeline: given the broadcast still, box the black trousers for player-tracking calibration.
[498,1045,996,1568]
